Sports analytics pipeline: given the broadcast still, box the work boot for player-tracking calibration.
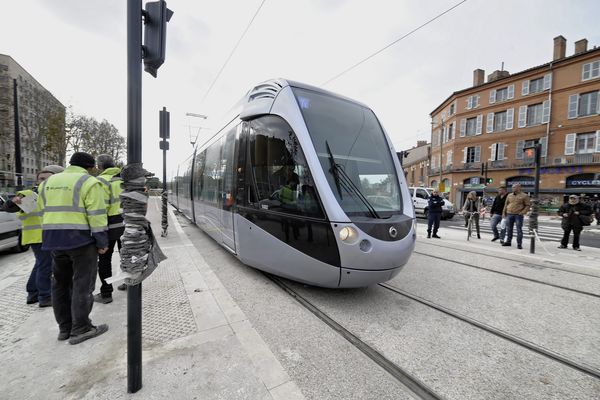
[39,298,52,308]
[68,324,109,345]
[93,293,113,304]
[117,283,127,291]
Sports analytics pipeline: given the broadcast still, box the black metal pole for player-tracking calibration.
[127,0,143,393]
[529,143,541,254]
[13,79,22,190]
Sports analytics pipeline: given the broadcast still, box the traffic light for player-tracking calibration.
[480,163,485,175]
[486,178,493,184]
[143,1,174,78]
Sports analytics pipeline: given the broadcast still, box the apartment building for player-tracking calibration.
[429,36,600,210]
[0,54,65,190]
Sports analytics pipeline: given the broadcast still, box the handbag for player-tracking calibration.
[579,214,592,226]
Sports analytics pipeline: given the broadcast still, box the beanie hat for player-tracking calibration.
[39,165,65,175]
[69,152,96,168]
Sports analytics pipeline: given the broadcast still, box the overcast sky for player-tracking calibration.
[2,0,599,178]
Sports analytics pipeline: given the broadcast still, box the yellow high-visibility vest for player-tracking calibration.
[97,167,123,218]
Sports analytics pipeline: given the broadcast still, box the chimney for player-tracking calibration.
[488,70,511,83]
[417,140,427,148]
[574,38,588,55]
[553,35,566,60]
[473,69,485,86]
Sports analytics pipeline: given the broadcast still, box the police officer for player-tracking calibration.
[4,165,64,307]
[38,152,109,345]
[94,154,124,303]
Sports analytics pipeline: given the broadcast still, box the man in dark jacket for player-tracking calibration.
[489,186,508,242]
[557,195,592,251]
[426,190,444,239]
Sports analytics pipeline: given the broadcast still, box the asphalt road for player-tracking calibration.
[418,215,600,249]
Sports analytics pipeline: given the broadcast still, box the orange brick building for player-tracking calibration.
[429,36,600,210]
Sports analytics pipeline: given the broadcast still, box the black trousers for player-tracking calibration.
[561,226,582,248]
[427,212,441,235]
[51,243,98,335]
[98,238,121,295]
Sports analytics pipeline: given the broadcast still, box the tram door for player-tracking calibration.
[220,128,237,251]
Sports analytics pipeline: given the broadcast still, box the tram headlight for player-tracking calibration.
[339,226,358,242]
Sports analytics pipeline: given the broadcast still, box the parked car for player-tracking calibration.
[0,193,28,253]
[408,187,455,220]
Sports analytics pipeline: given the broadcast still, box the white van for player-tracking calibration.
[0,193,28,253]
[408,187,455,220]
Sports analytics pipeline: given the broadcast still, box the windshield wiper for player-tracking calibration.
[325,141,380,219]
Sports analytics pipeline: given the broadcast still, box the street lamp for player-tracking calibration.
[430,117,445,192]
[186,112,207,146]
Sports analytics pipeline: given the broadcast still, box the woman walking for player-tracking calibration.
[462,191,481,239]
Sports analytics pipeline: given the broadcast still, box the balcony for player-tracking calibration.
[549,153,600,165]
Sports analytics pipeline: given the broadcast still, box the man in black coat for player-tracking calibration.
[489,186,508,242]
[426,190,444,239]
[557,195,592,251]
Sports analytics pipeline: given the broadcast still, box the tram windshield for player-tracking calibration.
[293,87,402,217]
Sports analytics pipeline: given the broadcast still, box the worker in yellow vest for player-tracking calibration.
[3,165,64,307]
[93,154,124,303]
[38,152,109,345]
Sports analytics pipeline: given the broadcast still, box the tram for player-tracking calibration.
[170,79,416,288]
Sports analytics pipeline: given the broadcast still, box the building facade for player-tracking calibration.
[0,54,65,190]
[398,140,430,188]
[430,36,600,210]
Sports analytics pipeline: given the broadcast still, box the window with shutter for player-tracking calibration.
[578,91,598,116]
[494,111,507,132]
[474,146,481,163]
[564,133,576,155]
[521,80,529,96]
[460,119,466,137]
[489,90,496,104]
[539,137,548,157]
[568,94,579,119]
[498,143,505,160]
[596,131,600,153]
[582,60,600,81]
[543,73,552,90]
[476,115,483,135]
[490,143,497,161]
[506,108,514,130]
[542,100,551,123]
[462,147,467,163]
[518,106,527,128]
[487,113,494,133]
[446,150,453,165]
[508,84,515,99]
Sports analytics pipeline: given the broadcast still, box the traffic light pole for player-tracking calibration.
[126,0,143,393]
[529,143,541,254]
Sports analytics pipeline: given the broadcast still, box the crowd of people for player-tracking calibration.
[427,182,596,251]
[2,152,124,344]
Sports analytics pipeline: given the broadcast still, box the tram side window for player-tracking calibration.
[248,115,324,219]
[194,150,206,201]
[220,128,236,209]
[202,142,221,205]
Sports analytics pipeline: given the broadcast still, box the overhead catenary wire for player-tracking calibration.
[321,0,468,86]
[199,0,267,105]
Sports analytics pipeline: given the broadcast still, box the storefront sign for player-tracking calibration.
[506,176,535,187]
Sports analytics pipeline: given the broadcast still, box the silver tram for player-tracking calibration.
[171,79,416,288]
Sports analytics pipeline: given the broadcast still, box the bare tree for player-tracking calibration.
[66,112,125,164]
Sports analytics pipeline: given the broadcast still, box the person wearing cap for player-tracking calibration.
[489,185,508,243]
[3,165,64,307]
[502,183,530,249]
[557,194,592,251]
[93,154,124,303]
[37,151,109,344]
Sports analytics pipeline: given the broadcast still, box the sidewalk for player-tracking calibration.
[420,217,600,270]
[0,198,305,400]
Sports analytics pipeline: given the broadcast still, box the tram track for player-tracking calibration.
[379,282,600,381]
[265,273,447,400]
[416,241,600,278]
[413,251,600,299]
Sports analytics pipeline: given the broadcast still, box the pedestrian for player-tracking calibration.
[426,189,444,238]
[38,151,109,344]
[462,191,481,239]
[502,183,530,249]
[94,154,125,301]
[593,198,600,225]
[557,194,593,251]
[3,165,64,307]
[489,186,508,242]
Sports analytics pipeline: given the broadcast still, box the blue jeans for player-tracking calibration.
[505,214,524,246]
[490,214,506,240]
[26,244,53,302]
